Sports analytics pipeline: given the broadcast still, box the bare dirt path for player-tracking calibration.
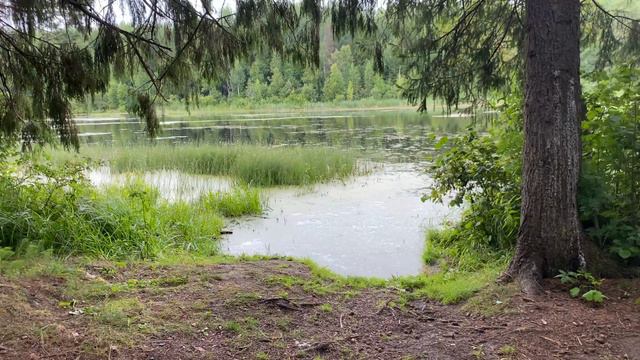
[1,259,638,359]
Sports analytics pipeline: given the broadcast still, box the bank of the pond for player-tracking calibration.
[0,254,638,360]
[50,144,360,187]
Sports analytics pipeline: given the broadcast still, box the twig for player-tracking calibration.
[540,336,562,347]
[301,341,332,353]
[592,0,640,31]
[64,0,171,51]
[339,313,344,328]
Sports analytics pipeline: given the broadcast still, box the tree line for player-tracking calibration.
[91,44,404,112]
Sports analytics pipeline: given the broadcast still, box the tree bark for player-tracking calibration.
[503,0,585,294]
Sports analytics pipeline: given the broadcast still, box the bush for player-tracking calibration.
[427,66,640,268]
[425,95,522,270]
[580,66,640,262]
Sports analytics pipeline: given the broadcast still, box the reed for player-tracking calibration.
[51,144,359,186]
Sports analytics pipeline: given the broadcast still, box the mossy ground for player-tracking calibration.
[0,255,638,359]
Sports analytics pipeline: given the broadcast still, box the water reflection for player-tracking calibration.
[76,110,489,162]
[223,163,458,278]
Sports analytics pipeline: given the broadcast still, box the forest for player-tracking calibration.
[0,0,639,359]
[85,30,406,112]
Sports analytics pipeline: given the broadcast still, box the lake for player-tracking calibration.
[78,107,488,278]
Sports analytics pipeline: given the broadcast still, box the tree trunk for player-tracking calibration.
[503,0,585,294]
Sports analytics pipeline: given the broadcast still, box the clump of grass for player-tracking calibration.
[319,303,333,312]
[51,144,359,186]
[423,228,509,271]
[97,297,145,328]
[497,345,517,357]
[222,317,259,335]
[200,186,262,217]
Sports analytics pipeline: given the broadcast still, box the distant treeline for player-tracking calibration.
[79,22,407,113]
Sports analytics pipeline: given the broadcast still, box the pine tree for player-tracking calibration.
[268,54,288,98]
[362,61,376,98]
[229,63,248,97]
[357,0,639,291]
[323,64,345,101]
[348,64,363,100]
[0,0,323,149]
[301,68,319,102]
[346,81,355,101]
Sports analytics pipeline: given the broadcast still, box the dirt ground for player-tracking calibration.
[0,259,638,359]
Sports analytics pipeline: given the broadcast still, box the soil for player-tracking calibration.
[0,259,638,359]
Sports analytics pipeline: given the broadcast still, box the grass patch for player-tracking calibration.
[222,317,259,335]
[96,297,145,328]
[423,228,510,272]
[224,291,262,307]
[264,258,387,296]
[50,144,359,186]
[393,264,505,304]
[201,186,262,217]
[320,303,333,312]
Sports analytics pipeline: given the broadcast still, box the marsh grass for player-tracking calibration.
[0,159,264,260]
[50,144,359,186]
[201,186,263,217]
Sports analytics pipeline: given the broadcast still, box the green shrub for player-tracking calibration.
[425,94,522,270]
[427,67,640,267]
[580,66,640,263]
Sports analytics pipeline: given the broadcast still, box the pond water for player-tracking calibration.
[77,108,488,278]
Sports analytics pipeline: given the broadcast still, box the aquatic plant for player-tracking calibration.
[51,144,358,186]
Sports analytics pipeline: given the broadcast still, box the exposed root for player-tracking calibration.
[500,259,544,296]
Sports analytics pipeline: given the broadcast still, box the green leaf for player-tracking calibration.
[617,248,632,259]
[569,287,581,298]
[434,136,449,150]
[582,290,606,303]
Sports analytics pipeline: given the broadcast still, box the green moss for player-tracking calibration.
[319,303,333,312]
[97,297,145,328]
[463,282,519,316]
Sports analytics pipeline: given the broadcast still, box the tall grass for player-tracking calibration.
[0,160,263,259]
[52,144,359,186]
[201,186,262,217]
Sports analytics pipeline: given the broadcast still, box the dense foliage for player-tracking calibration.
[427,67,640,269]
[581,66,640,261]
